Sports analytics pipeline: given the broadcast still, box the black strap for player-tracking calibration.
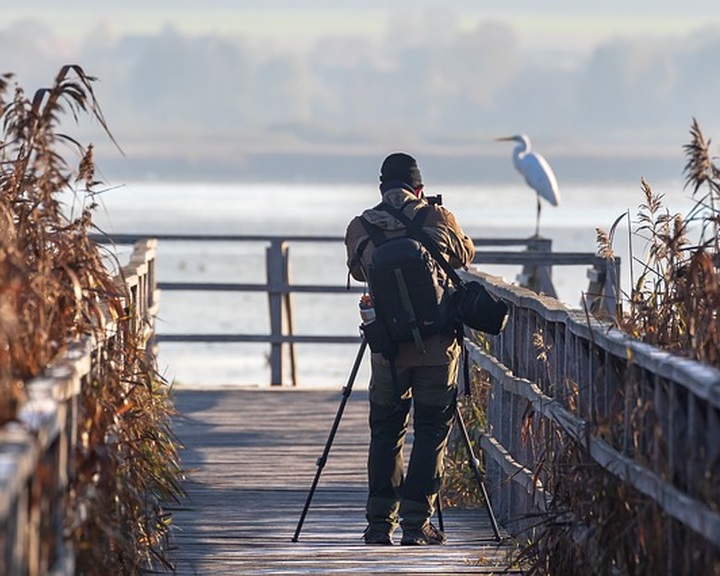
[359,218,386,247]
[347,220,381,286]
[378,202,466,288]
[462,337,471,397]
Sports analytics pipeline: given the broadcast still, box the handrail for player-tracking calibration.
[464,269,720,557]
[90,232,553,246]
[90,233,618,385]
[0,240,158,576]
[70,233,719,566]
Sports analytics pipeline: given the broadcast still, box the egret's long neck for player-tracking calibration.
[515,140,529,156]
[512,144,527,170]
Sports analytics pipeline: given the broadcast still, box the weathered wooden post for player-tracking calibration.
[266,240,297,386]
[283,244,298,386]
[604,257,621,317]
[267,240,285,385]
[517,237,557,298]
[586,256,621,319]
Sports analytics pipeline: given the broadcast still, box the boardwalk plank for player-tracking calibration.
[168,388,521,575]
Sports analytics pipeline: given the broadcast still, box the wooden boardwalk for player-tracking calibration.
[168,388,521,575]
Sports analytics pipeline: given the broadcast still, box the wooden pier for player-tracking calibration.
[6,234,719,574]
[168,387,521,575]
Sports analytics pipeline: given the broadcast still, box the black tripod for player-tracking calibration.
[292,338,368,542]
[292,336,501,543]
[453,400,502,541]
[452,342,502,542]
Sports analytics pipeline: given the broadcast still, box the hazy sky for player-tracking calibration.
[4,0,720,184]
[6,1,720,52]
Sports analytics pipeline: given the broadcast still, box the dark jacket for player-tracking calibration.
[344,186,475,366]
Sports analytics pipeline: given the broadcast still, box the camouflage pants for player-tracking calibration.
[365,356,458,533]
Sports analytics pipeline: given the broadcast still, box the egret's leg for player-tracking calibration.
[535,197,541,237]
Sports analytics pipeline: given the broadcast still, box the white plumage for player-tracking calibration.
[497,133,560,236]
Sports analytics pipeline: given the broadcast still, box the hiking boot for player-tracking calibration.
[363,526,394,546]
[400,522,447,546]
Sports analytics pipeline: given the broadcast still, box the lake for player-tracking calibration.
[79,179,693,387]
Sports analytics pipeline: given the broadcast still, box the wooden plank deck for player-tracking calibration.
[168,388,522,575]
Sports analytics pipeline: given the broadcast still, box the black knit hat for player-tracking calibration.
[379,152,423,189]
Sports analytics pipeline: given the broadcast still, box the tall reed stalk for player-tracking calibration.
[0,66,183,574]
[598,118,720,367]
[515,119,720,575]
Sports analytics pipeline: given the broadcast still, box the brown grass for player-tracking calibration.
[442,352,491,509]
[0,66,183,573]
[598,119,720,366]
[512,119,720,575]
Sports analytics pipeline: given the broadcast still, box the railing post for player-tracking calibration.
[267,240,286,386]
[282,245,298,386]
[605,257,621,318]
[586,256,621,320]
[517,237,557,298]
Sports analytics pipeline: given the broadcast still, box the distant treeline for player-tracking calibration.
[3,16,720,177]
[95,149,685,185]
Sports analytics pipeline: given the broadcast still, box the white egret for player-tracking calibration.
[496,134,560,236]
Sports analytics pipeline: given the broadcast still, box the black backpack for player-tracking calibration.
[359,205,452,354]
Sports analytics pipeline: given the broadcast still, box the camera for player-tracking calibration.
[426,194,443,206]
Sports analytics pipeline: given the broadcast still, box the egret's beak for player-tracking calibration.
[495,136,514,142]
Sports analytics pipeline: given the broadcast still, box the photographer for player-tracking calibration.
[344,153,475,546]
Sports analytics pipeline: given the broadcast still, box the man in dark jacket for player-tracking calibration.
[344,153,475,546]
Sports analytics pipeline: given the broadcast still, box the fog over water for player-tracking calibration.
[88,178,694,387]
[3,2,720,184]
[8,2,718,385]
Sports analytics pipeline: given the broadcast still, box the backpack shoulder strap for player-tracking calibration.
[347,217,385,281]
[378,203,464,287]
[359,217,386,247]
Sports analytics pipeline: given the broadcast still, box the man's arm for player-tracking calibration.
[428,207,475,269]
[344,218,368,282]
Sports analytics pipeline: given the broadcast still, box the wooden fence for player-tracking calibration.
[91,233,618,386]
[8,233,715,572]
[0,240,159,576]
[466,269,720,567]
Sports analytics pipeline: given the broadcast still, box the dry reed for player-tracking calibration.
[442,354,491,509]
[514,119,720,575]
[0,66,183,574]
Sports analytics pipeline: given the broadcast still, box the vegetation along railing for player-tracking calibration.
[80,234,719,569]
[467,269,720,569]
[91,233,618,386]
[0,240,158,576]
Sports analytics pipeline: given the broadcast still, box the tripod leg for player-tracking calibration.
[436,489,445,532]
[292,338,368,542]
[455,404,502,542]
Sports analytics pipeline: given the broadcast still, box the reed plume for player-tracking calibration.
[0,66,182,574]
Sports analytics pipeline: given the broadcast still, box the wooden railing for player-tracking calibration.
[26,233,714,570]
[465,268,720,561]
[0,240,159,576]
[90,233,618,386]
